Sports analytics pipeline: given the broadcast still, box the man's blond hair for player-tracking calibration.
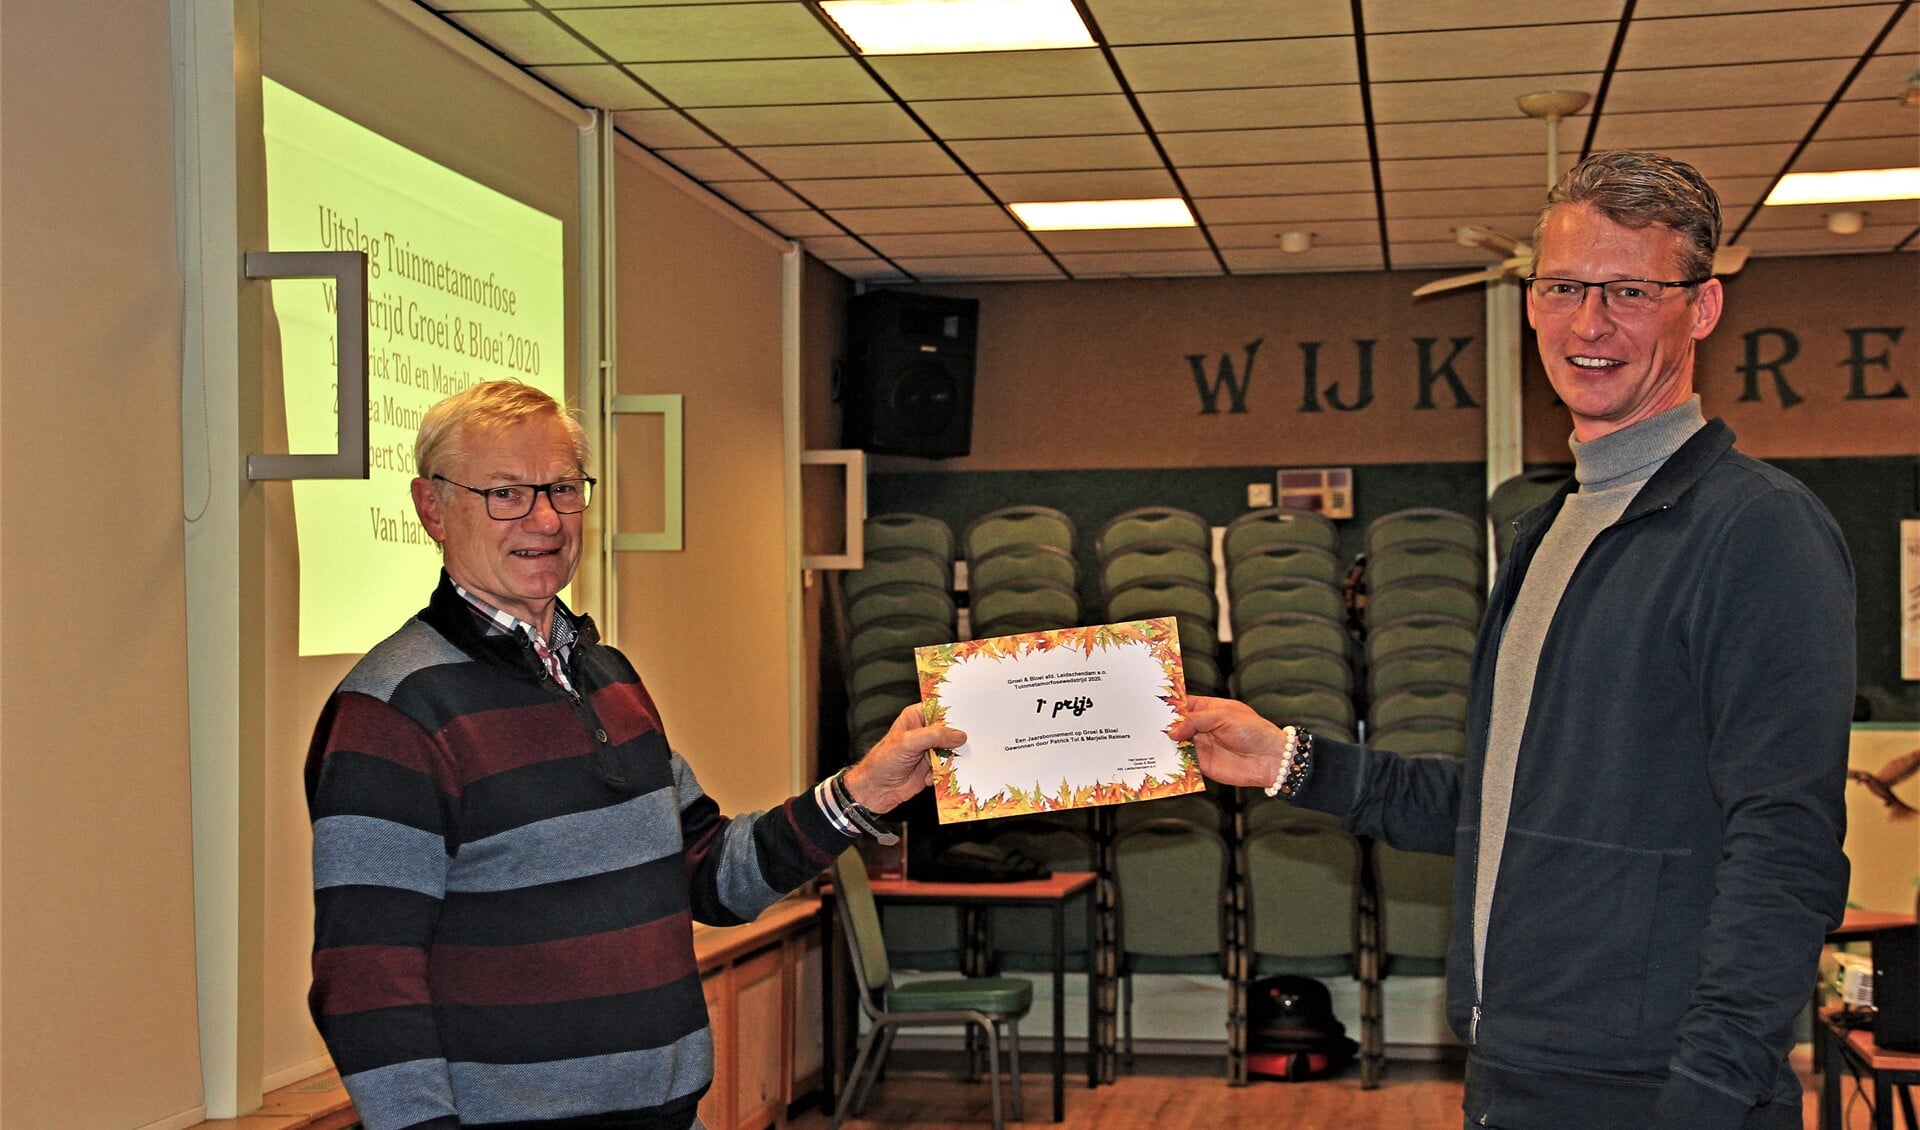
[414,381,590,480]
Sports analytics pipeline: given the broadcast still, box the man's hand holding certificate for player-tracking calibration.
[914,617,1203,823]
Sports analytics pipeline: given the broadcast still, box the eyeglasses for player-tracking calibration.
[1525,275,1708,315]
[432,474,596,520]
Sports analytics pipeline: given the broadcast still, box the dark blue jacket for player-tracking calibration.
[1297,420,1854,1130]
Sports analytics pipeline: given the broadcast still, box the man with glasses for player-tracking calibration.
[1178,151,1853,1129]
[305,381,959,1130]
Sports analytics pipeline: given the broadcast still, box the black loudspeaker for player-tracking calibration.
[842,290,978,458]
[1874,924,1920,1051]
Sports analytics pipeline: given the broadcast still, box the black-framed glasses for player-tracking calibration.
[1524,275,1709,315]
[433,474,596,520]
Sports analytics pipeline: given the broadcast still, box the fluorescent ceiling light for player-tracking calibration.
[1765,168,1920,206]
[820,0,1094,55]
[1008,198,1195,231]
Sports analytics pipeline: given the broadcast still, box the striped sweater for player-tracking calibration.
[306,575,854,1129]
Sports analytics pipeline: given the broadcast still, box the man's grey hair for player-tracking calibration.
[1532,150,1722,284]
[414,380,590,482]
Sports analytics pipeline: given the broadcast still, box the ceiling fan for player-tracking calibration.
[1412,90,1749,299]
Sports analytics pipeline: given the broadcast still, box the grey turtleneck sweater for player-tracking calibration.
[1471,396,1707,1007]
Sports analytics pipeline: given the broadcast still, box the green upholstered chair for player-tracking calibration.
[964,505,1075,559]
[1096,505,1211,557]
[1367,539,1484,590]
[850,652,919,700]
[1099,542,1213,596]
[844,547,951,602]
[1365,613,1476,662]
[866,511,955,564]
[1235,612,1351,666]
[1488,469,1572,563]
[1223,507,1339,558]
[1229,577,1344,633]
[1114,817,1230,1066]
[1232,645,1353,699]
[850,615,955,668]
[1374,836,1452,978]
[970,578,1079,638]
[1369,682,1469,732]
[1365,576,1482,627]
[1244,684,1357,739]
[968,543,1078,594]
[831,851,1033,1130]
[1226,543,1342,594]
[1182,647,1225,696]
[847,581,956,632]
[1365,507,1482,556]
[1105,576,1216,626]
[1366,646,1472,699]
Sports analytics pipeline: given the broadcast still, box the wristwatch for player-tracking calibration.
[830,769,901,846]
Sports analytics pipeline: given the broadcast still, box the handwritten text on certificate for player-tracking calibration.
[915,618,1204,823]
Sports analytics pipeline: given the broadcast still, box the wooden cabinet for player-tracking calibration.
[693,897,824,1130]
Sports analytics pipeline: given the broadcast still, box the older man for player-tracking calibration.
[1177,151,1854,1129]
[306,381,958,1130]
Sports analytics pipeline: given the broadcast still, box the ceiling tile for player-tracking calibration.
[1851,53,1920,106]
[864,231,1043,258]
[1386,212,1541,246]
[1037,226,1211,253]
[827,204,1019,233]
[1366,23,1618,83]
[445,10,603,64]
[690,103,926,146]
[1383,186,1551,219]
[1635,0,1889,14]
[1196,192,1379,223]
[530,64,663,110]
[1137,85,1365,131]
[751,210,846,238]
[947,133,1163,174]
[548,0,780,6]
[1736,229,1909,255]
[910,95,1141,140]
[655,147,766,181]
[1055,249,1224,276]
[706,179,806,212]
[1222,245,1384,272]
[745,141,960,179]
[796,235,877,259]
[1162,124,1372,165]
[870,49,1120,100]
[427,0,527,9]
[1653,142,1798,181]
[787,175,994,209]
[633,58,885,107]
[554,3,842,61]
[1369,74,1603,123]
[1706,175,1783,214]
[889,254,1066,280]
[1393,242,1517,268]
[1614,6,1901,70]
[1089,0,1354,43]
[1115,38,1360,92]
[1603,59,1856,112]
[1793,136,1920,173]
[1744,199,1920,231]
[818,257,912,282]
[981,168,1179,200]
[1594,104,1825,151]
[612,109,721,149]
[1375,117,1560,161]
[1210,218,1382,248]
[1379,154,1551,191]
[1362,2,1625,33]
[1817,98,1920,141]
[1181,161,1376,196]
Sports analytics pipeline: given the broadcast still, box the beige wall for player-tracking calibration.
[611,143,797,813]
[0,0,205,1125]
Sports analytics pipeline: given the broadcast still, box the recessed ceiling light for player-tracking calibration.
[819,0,1095,55]
[1765,168,1920,206]
[1008,198,1195,231]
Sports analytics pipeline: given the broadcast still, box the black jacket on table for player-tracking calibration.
[1291,420,1854,1130]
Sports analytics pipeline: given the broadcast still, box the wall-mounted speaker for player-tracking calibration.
[842,290,978,458]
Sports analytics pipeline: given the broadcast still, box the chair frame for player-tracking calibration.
[832,855,1027,1130]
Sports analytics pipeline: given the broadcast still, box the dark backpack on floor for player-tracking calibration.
[1245,974,1358,1081]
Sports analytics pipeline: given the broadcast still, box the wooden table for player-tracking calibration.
[1822,1007,1920,1129]
[824,871,1102,1122]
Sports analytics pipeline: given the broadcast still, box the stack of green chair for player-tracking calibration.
[1362,509,1482,755]
[1096,506,1221,694]
[1221,507,1355,744]
[963,505,1081,639]
[844,514,957,758]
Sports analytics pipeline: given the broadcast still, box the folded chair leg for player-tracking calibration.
[1122,971,1134,1070]
[981,1019,1004,1130]
[1005,1019,1024,1122]
[852,1026,898,1116]
[835,1024,887,1129]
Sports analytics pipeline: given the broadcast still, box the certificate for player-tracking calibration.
[915,617,1204,823]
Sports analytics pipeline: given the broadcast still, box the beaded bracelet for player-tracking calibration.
[1262,725,1314,799]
